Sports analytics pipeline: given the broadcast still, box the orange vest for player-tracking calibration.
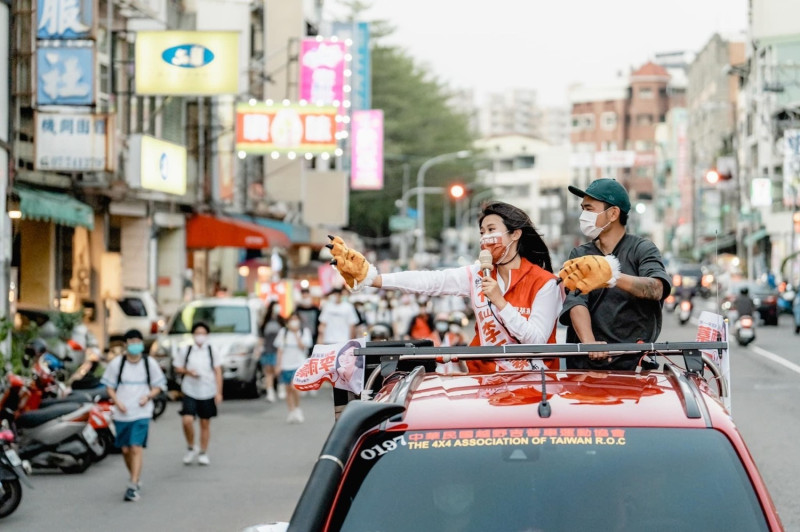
[467,258,558,372]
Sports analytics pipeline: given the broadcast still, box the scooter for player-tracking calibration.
[677,298,693,326]
[0,421,32,518]
[0,375,102,474]
[734,315,756,346]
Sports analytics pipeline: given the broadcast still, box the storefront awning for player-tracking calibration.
[232,215,310,244]
[15,186,95,230]
[186,214,291,249]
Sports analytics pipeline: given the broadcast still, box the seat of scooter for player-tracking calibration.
[39,392,95,408]
[17,403,83,429]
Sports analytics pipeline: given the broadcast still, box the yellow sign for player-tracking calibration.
[139,135,187,195]
[135,31,239,95]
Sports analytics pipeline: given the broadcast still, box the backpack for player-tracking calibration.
[184,344,214,370]
[116,354,153,390]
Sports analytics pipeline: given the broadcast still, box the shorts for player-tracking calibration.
[260,352,276,367]
[179,395,217,419]
[279,369,298,385]
[114,419,150,448]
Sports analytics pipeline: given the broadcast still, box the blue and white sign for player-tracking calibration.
[35,112,111,171]
[37,0,95,40]
[36,45,95,106]
[332,21,371,111]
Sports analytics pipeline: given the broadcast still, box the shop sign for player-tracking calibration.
[36,43,95,106]
[35,112,112,171]
[127,134,187,195]
[235,103,337,154]
[350,110,383,190]
[37,0,96,39]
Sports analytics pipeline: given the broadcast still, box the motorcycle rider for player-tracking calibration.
[733,286,757,320]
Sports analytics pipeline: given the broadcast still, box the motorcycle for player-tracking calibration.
[0,375,102,474]
[0,421,32,519]
[677,298,693,326]
[734,315,756,346]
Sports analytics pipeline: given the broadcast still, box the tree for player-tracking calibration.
[348,44,476,248]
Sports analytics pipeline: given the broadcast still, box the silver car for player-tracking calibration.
[149,297,266,397]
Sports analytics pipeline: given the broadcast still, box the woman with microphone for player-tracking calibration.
[327,201,562,371]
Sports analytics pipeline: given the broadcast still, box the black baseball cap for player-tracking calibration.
[568,179,631,214]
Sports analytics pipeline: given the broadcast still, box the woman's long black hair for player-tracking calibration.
[478,201,553,273]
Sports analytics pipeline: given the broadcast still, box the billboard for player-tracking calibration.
[235,103,337,154]
[135,31,239,95]
[298,39,347,105]
[784,129,800,206]
[350,110,383,190]
[35,112,112,171]
[37,0,96,39]
[332,21,371,110]
[36,44,95,106]
[127,135,187,195]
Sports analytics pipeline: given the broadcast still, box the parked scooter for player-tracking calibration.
[677,298,693,326]
[0,375,102,473]
[734,315,756,346]
[0,421,32,518]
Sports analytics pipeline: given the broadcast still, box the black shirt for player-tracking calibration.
[560,233,671,370]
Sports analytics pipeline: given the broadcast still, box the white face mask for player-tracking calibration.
[435,321,449,333]
[579,208,612,239]
[288,320,301,331]
[194,334,207,346]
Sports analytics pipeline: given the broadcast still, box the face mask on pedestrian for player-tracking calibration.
[435,321,449,333]
[127,343,144,356]
[579,207,612,239]
[449,324,461,334]
[194,333,207,346]
[288,319,301,331]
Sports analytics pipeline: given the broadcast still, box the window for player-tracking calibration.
[636,114,653,126]
[571,117,582,131]
[170,305,252,334]
[601,112,617,131]
[635,140,653,151]
[639,87,653,99]
[582,114,595,130]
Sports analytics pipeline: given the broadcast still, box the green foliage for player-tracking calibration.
[348,45,477,244]
[52,310,83,342]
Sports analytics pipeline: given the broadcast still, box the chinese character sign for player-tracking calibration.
[235,103,337,154]
[36,45,95,105]
[784,129,800,207]
[298,40,346,105]
[35,112,111,171]
[37,0,94,39]
[351,110,383,190]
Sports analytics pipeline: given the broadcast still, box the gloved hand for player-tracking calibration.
[326,235,378,292]
[558,254,621,293]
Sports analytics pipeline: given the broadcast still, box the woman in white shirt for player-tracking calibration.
[274,311,313,424]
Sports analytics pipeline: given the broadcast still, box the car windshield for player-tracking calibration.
[331,428,768,532]
[118,297,147,317]
[169,305,252,334]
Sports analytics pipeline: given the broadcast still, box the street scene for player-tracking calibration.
[1,0,800,530]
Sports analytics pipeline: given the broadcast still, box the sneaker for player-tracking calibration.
[183,448,198,465]
[295,408,304,423]
[124,487,140,502]
[197,453,210,466]
[286,410,298,424]
[266,388,276,403]
[277,384,287,400]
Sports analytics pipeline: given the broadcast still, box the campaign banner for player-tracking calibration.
[350,110,383,190]
[35,112,111,171]
[293,338,366,394]
[235,103,337,154]
[36,44,95,106]
[695,311,730,412]
[298,39,347,105]
[37,0,96,39]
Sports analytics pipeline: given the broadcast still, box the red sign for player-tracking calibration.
[235,103,337,154]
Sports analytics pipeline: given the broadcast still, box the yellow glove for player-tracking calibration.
[326,235,377,292]
[558,254,621,293]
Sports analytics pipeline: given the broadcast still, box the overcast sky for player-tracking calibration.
[327,0,748,107]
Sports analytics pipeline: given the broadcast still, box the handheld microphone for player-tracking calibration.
[478,250,494,278]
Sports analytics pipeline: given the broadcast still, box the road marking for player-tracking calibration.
[750,345,800,376]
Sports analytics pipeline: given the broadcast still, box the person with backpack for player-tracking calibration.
[273,311,313,423]
[101,329,167,502]
[173,321,222,466]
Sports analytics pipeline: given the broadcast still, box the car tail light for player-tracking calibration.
[702,274,714,287]
[672,274,682,287]
[680,300,692,311]
[151,321,159,334]
[740,316,754,327]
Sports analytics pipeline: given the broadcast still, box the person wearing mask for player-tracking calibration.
[407,303,436,342]
[273,311,313,423]
[392,294,419,341]
[173,322,222,466]
[558,179,671,370]
[432,312,464,347]
[101,329,167,502]
[317,287,360,344]
[295,288,321,346]
[259,301,284,402]
[326,201,562,371]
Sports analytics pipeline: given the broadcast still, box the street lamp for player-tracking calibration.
[416,150,471,257]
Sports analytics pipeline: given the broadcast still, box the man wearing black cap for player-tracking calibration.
[558,179,671,370]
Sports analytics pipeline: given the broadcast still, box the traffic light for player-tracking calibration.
[449,183,466,200]
[705,168,732,184]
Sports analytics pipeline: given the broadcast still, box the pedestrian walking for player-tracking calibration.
[101,329,167,502]
[273,311,313,423]
[260,301,284,402]
[173,322,222,466]
[317,287,360,344]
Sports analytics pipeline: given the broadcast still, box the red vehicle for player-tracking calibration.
[249,341,782,532]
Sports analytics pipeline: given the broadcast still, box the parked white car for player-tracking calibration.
[106,290,163,349]
[149,297,266,397]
